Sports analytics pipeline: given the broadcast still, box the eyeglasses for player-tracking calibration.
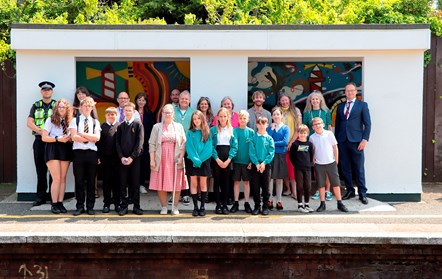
[58,106,66,109]
[312,123,323,126]
[163,111,173,115]
[118,97,129,100]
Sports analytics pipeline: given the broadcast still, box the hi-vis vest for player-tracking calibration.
[33,100,56,135]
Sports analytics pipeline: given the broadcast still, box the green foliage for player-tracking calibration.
[138,0,207,24]
[424,51,432,68]
[0,0,441,68]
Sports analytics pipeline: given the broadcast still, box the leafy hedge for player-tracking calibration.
[0,0,439,68]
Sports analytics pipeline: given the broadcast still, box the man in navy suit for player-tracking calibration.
[335,82,371,204]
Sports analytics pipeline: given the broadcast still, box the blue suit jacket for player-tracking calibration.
[335,100,371,143]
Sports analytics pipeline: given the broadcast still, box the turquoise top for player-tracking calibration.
[249,133,275,165]
[233,126,255,164]
[210,126,238,160]
[302,109,332,135]
[174,106,195,131]
[186,129,213,168]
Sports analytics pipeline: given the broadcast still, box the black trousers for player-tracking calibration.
[213,146,231,207]
[73,150,98,210]
[33,137,52,201]
[101,155,120,207]
[251,164,270,208]
[119,157,141,209]
[295,168,311,204]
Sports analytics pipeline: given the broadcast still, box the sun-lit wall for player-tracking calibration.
[11,25,430,200]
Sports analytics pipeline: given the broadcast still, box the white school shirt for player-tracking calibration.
[44,118,68,137]
[309,129,337,165]
[69,114,101,151]
[217,127,231,145]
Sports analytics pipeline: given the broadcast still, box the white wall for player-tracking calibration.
[12,26,430,197]
[16,51,77,193]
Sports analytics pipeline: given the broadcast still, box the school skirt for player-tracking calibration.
[270,153,288,179]
[45,142,73,162]
[186,158,212,177]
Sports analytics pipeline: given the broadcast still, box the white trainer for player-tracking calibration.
[171,207,180,215]
[298,206,309,213]
[160,207,168,215]
[140,185,148,194]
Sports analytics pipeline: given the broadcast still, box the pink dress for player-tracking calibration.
[149,125,187,191]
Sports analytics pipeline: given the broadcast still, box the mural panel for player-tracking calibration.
[76,61,190,121]
[248,61,362,125]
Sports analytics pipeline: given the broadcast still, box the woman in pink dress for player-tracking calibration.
[149,104,187,215]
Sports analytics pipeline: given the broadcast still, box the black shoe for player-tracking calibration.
[316,203,326,212]
[227,198,233,206]
[199,207,206,216]
[33,199,46,206]
[337,203,349,212]
[57,202,67,213]
[133,207,144,215]
[244,202,252,214]
[119,207,128,216]
[192,208,199,217]
[222,206,229,215]
[102,206,110,213]
[252,206,261,215]
[230,202,239,213]
[215,205,222,214]
[51,204,61,214]
[342,191,356,200]
[73,208,85,216]
[114,205,121,212]
[261,207,270,215]
[87,209,95,215]
[359,196,368,205]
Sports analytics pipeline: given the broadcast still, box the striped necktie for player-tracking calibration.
[61,119,67,135]
[345,101,352,119]
[119,108,125,122]
[84,117,89,133]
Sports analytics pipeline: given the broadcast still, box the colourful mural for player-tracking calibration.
[76,61,190,121]
[248,61,363,125]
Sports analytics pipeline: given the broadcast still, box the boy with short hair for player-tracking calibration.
[97,107,120,213]
[69,97,101,216]
[249,117,275,215]
[309,117,348,213]
[289,124,314,213]
[231,110,255,213]
[116,102,144,215]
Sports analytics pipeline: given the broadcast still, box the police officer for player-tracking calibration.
[27,81,56,206]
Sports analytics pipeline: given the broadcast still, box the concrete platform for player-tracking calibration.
[0,190,441,245]
[1,185,442,278]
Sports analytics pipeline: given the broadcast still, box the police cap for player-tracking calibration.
[38,81,55,90]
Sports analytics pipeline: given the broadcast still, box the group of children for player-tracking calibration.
[44,91,349,216]
[184,107,348,216]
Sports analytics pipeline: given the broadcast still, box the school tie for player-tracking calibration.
[345,101,352,119]
[83,118,89,144]
[61,119,67,135]
[84,117,89,133]
[119,108,125,123]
